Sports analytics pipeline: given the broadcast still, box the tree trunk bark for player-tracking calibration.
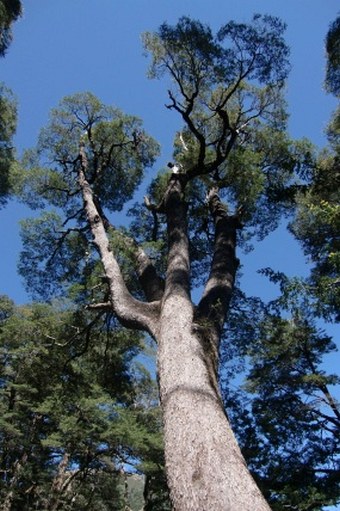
[157,177,271,510]
[157,326,271,511]
[48,452,71,511]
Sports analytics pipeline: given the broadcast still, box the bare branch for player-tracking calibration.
[86,302,112,311]
[77,143,160,337]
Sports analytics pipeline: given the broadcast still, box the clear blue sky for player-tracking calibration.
[0,0,338,308]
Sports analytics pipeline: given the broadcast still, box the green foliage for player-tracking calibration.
[325,15,340,97]
[18,18,312,301]
[0,298,168,510]
[18,211,91,299]
[0,0,22,57]
[0,83,17,207]
[289,105,340,320]
[0,0,21,206]
[144,14,289,92]
[222,284,340,510]
[142,15,314,246]
[15,92,159,300]
[34,92,159,212]
[288,15,340,320]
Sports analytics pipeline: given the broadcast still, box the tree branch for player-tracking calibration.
[77,143,160,338]
[162,174,191,303]
[195,187,242,343]
[93,194,164,302]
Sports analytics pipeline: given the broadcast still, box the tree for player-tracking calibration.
[0,295,166,510]
[325,14,340,97]
[289,15,340,321]
[220,277,340,510]
[17,15,316,510]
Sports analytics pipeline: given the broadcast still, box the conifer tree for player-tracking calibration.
[0,296,166,510]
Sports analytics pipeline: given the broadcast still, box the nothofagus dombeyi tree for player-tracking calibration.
[17,15,317,511]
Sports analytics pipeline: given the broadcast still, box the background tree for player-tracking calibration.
[0,295,168,510]
[289,14,340,321]
[221,277,340,510]
[0,84,17,208]
[325,14,340,97]
[0,0,21,208]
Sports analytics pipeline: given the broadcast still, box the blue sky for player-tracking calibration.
[0,1,338,306]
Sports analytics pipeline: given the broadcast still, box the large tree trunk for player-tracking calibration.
[158,326,270,511]
[156,178,271,510]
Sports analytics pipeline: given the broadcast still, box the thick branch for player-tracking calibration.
[162,174,191,303]
[196,187,241,342]
[77,143,159,337]
[94,195,164,302]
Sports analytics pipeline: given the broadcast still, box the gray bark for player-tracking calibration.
[48,452,74,511]
[77,143,160,337]
[158,326,270,511]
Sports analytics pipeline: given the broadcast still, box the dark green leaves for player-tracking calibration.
[144,17,220,89]
[35,92,159,212]
[325,15,340,97]
[142,14,302,246]
[144,14,289,92]
[0,300,164,510]
[217,14,290,86]
[17,92,159,300]
[0,83,17,207]
[0,0,22,57]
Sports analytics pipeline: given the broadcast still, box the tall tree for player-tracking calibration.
[17,15,314,510]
